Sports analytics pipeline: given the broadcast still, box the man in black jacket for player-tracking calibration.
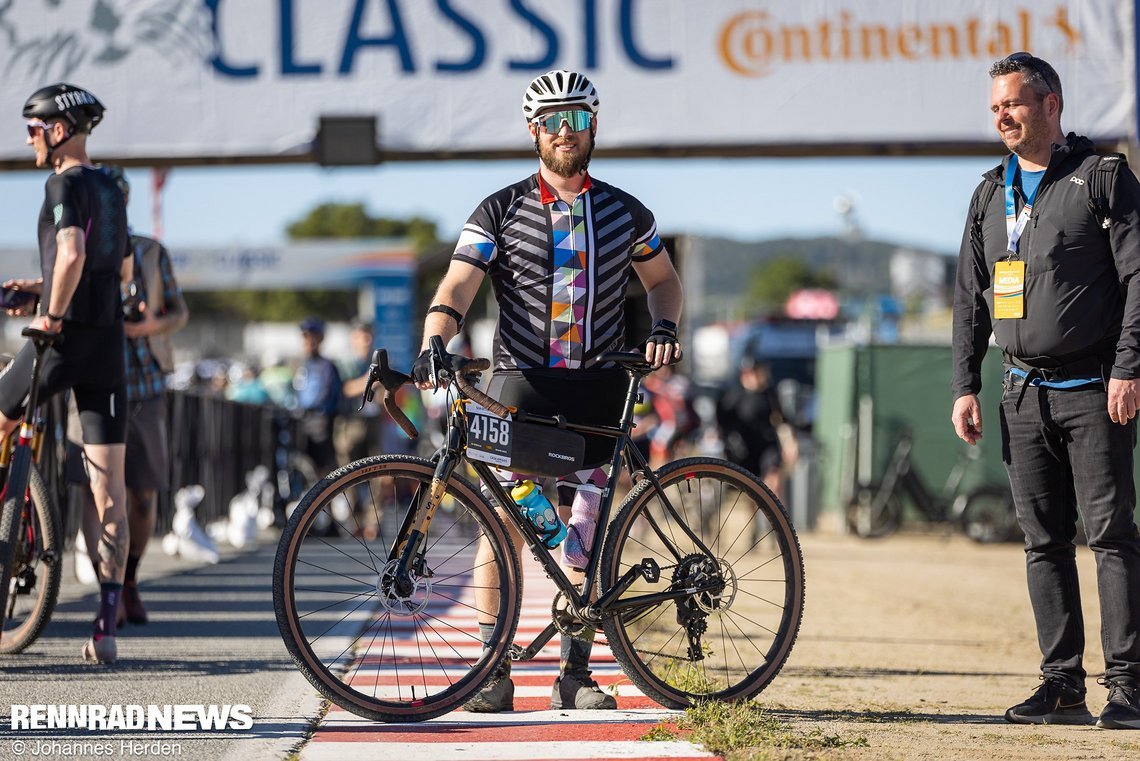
[952,52,1140,729]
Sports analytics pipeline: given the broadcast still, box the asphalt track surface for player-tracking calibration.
[0,533,718,761]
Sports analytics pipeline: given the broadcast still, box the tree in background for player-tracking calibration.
[286,202,438,252]
[185,203,440,321]
[745,256,837,314]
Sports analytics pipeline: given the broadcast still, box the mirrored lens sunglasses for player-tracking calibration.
[25,119,53,137]
[533,110,593,134]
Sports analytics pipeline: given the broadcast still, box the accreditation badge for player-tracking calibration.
[993,260,1025,319]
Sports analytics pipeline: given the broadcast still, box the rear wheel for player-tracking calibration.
[600,457,804,708]
[274,456,521,722]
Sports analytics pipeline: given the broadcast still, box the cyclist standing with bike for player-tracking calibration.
[413,70,683,712]
[0,83,129,664]
[952,53,1140,728]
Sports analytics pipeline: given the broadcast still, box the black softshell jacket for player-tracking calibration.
[952,134,1140,399]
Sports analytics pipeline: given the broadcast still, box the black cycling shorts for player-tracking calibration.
[0,322,127,445]
[486,367,628,467]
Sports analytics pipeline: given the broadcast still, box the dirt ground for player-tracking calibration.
[755,529,1140,760]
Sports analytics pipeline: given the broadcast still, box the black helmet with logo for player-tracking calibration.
[22,83,105,134]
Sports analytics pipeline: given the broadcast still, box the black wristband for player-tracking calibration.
[46,312,63,322]
[428,304,465,329]
[651,318,678,335]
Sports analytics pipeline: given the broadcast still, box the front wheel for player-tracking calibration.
[599,457,805,708]
[274,456,521,722]
[0,464,62,654]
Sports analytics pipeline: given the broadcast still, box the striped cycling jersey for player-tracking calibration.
[452,173,665,370]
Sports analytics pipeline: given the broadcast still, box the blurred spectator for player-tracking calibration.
[336,319,382,538]
[716,356,788,499]
[640,364,698,468]
[293,317,342,476]
[226,361,270,405]
[259,355,296,407]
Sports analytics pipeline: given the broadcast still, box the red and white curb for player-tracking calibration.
[299,564,720,761]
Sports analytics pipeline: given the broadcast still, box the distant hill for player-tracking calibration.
[677,234,952,322]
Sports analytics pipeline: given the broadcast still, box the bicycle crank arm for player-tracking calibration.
[509,622,558,661]
[588,558,660,618]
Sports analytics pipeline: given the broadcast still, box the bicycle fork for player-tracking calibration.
[389,432,464,598]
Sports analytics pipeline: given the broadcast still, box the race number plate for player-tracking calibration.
[465,403,513,467]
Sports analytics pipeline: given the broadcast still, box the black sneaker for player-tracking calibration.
[551,669,617,710]
[1005,677,1093,725]
[1097,679,1140,729]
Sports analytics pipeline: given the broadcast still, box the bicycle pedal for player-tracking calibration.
[507,643,525,661]
[639,557,660,583]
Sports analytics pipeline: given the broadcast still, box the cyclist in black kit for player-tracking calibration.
[413,70,683,712]
[0,83,129,664]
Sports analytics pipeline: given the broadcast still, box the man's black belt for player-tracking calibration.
[1003,344,1112,411]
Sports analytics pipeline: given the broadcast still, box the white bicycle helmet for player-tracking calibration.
[522,70,599,121]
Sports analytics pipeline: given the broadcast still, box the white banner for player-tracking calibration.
[168,241,414,291]
[0,241,414,290]
[0,0,1133,163]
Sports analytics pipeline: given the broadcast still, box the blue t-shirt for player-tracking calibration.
[1020,168,1045,203]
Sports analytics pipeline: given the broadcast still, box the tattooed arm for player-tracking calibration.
[38,225,86,332]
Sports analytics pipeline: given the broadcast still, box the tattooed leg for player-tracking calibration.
[82,443,128,585]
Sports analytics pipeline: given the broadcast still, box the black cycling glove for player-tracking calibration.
[647,319,682,364]
[411,348,435,386]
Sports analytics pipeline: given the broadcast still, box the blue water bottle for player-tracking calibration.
[511,481,567,549]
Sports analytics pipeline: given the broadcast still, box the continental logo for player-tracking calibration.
[719,6,1081,77]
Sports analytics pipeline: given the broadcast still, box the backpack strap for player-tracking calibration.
[970,181,1000,245]
[1089,152,1127,231]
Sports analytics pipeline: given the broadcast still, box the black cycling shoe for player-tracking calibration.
[1005,677,1093,725]
[1097,679,1140,729]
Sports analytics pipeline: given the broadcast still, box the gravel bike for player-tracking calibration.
[273,337,805,722]
[846,429,1019,543]
[0,328,64,654]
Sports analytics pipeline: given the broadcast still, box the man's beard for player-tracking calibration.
[1003,112,1049,157]
[539,136,591,178]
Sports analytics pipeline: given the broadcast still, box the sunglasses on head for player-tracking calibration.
[25,119,54,137]
[532,109,593,134]
[1002,52,1054,94]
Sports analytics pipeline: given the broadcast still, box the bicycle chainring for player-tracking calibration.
[551,590,601,637]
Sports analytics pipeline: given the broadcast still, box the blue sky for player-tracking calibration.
[0,154,1001,255]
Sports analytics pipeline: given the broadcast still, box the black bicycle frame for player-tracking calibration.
[388,365,720,657]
